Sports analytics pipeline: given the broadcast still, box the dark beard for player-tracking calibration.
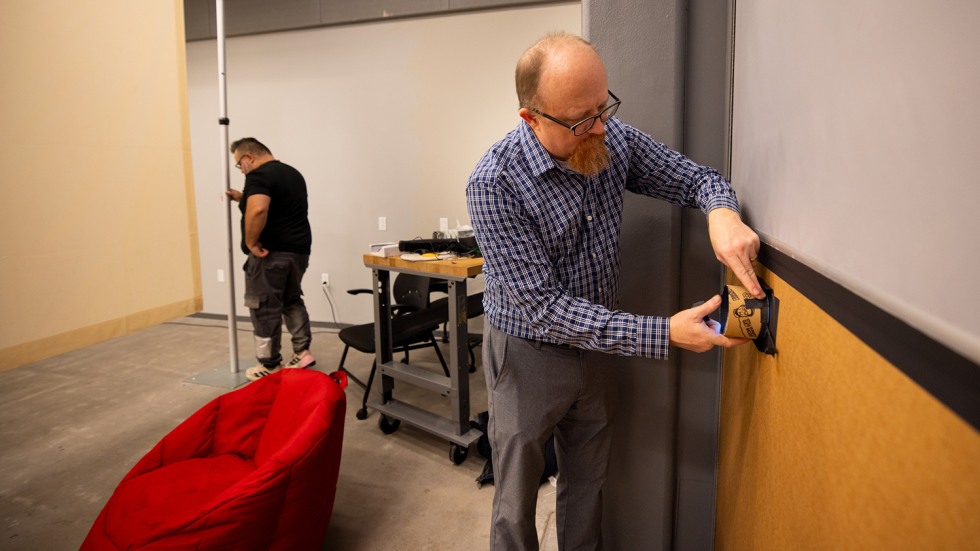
[566,133,610,176]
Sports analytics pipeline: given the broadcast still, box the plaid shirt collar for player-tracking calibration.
[518,120,565,178]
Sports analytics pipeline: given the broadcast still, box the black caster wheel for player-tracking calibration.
[379,414,401,434]
[450,443,469,465]
[355,407,368,420]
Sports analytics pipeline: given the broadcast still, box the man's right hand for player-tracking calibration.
[669,295,750,353]
[225,189,242,202]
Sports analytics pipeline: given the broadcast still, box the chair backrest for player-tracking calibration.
[255,370,344,466]
[392,273,432,312]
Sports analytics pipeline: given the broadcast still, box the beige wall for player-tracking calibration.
[0,0,202,371]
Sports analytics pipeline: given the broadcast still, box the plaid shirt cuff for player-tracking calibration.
[636,315,670,360]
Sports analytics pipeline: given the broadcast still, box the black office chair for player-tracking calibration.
[337,273,450,420]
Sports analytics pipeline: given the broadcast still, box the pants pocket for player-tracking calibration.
[244,293,265,309]
[486,328,510,390]
[242,255,257,277]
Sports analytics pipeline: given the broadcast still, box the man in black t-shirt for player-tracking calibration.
[226,137,316,381]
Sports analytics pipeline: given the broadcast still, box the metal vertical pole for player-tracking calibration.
[186,0,246,388]
[217,0,240,374]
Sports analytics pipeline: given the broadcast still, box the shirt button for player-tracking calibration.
[586,215,593,221]
[592,252,597,259]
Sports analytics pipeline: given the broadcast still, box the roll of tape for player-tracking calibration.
[720,285,767,339]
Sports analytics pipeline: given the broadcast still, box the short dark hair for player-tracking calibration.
[230,137,272,156]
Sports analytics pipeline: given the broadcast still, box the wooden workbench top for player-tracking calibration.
[362,253,484,278]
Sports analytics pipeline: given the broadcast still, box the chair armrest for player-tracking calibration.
[391,302,422,316]
[346,288,372,296]
[347,288,416,316]
[120,401,221,482]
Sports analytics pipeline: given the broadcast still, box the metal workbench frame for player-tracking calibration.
[362,255,484,459]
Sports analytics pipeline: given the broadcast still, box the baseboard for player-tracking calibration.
[0,297,202,372]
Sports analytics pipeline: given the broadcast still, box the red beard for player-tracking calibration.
[566,133,610,176]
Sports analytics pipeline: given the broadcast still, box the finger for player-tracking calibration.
[691,294,722,318]
[715,335,750,348]
[726,337,751,348]
[734,256,764,299]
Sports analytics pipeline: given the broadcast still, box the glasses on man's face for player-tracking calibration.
[234,154,249,170]
[531,90,621,136]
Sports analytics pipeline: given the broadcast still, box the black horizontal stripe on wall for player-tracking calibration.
[759,242,980,432]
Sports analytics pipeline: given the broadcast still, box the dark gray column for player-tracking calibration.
[585,0,733,549]
[584,1,686,548]
[673,1,734,549]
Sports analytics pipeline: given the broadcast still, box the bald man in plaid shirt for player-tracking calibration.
[466,32,763,550]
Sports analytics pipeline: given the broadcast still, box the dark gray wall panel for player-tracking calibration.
[450,0,561,9]
[185,0,572,40]
[183,0,214,41]
[584,0,685,548]
[598,195,681,550]
[673,1,734,550]
[587,0,733,549]
[673,478,715,550]
[320,0,448,25]
[225,0,320,36]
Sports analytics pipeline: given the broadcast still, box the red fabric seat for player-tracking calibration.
[81,369,347,550]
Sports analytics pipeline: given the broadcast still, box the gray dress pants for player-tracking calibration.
[484,325,613,551]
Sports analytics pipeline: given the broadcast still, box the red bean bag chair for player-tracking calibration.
[81,369,347,550]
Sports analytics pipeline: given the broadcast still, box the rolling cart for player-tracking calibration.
[361,254,484,464]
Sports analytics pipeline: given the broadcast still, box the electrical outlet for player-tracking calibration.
[321,273,330,286]
[439,217,449,232]
[217,269,225,283]
[378,216,387,231]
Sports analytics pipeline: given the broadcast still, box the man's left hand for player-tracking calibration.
[248,243,269,258]
[707,208,763,298]
[669,295,751,352]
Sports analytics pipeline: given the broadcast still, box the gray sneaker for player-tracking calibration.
[286,349,316,369]
[246,363,283,381]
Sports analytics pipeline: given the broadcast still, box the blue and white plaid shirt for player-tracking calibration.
[466,117,739,359]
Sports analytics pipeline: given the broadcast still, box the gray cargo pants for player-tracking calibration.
[243,251,312,368]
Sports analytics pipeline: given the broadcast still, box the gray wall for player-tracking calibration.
[730,0,980,364]
[585,0,733,548]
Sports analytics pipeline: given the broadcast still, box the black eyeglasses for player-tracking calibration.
[234,154,250,170]
[530,90,621,136]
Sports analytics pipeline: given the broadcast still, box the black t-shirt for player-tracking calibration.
[239,160,312,255]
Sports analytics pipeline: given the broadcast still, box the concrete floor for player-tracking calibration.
[0,315,558,550]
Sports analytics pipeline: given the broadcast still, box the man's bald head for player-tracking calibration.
[515,32,601,111]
